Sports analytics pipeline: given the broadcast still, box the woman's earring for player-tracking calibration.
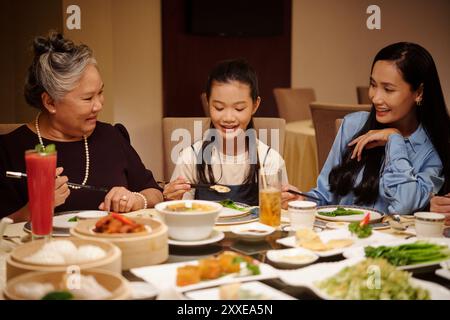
[416,99,422,106]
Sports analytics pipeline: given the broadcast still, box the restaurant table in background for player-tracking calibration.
[283,120,319,192]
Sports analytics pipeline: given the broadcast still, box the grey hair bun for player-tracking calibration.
[24,31,96,109]
[33,31,75,55]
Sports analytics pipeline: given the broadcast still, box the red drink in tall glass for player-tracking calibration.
[25,150,57,239]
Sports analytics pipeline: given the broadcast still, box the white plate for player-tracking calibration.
[435,261,450,280]
[218,202,251,218]
[52,210,108,229]
[343,238,450,270]
[130,260,278,293]
[316,205,384,222]
[231,222,275,242]
[279,257,450,300]
[435,269,450,280]
[215,208,259,225]
[52,213,79,229]
[276,228,398,257]
[184,281,296,300]
[168,230,225,246]
[76,210,108,220]
[266,247,319,268]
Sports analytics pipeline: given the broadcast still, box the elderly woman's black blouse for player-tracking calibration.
[0,122,161,218]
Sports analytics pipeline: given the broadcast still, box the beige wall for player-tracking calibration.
[110,0,163,180]
[62,0,163,180]
[292,0,450,112]
[63,0,114,123]
[0,0,62,124]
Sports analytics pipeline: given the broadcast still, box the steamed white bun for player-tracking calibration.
[42,240,78,263]
[63,275,111,300]
[75,245,106,263]
[14,282,55,300]
[24,241,106,265]
[24,250,66,265]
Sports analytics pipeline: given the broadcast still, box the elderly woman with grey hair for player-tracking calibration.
[0,31,163,221]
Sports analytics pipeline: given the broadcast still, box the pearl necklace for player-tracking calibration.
[35,112,90,190]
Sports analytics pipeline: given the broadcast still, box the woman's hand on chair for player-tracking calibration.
[163,176,191,201]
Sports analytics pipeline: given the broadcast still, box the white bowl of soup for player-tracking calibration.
[155,200,222,241]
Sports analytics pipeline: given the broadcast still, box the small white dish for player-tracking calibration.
[266,247,318,268]
[76,210,108,220]
[282,226,324,233]
[326,221,349,229]
[129,281,159,300]
[168,230,225,246]
[231,222,275,242]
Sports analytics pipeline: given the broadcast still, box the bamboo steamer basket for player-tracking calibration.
[70,217,168,270]
[6,237,121,281]
[4,268,130,300]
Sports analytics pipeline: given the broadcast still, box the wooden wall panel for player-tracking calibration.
[162,0,291,117]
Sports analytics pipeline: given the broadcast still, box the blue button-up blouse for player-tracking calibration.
[307,111,444,214]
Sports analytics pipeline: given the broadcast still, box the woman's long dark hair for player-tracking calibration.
[329,42,450,204]
[196,58,260,185]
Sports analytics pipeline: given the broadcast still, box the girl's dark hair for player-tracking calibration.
[205,58,259,101]
[329,42,450,204]
[197,58,260,184]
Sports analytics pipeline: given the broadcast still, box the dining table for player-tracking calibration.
[1,209,449,300]
[283,120,319,193]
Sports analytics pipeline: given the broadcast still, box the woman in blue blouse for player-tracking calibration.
[305,42,450,215]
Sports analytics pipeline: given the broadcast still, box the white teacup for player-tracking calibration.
[288,200,317,231]
[414,212,445,238]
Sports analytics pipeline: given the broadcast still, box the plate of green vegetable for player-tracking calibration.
[316,205,384,222]
[343,238,450,270]
[217,200,252,218]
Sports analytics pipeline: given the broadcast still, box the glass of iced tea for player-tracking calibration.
[259,168,282,227]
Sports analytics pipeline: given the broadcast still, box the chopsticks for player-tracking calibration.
[190,183,220,189]
[157,181,221,189]
[156,179,320,201]
[6,171,109,193]
[287,189,321,202]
